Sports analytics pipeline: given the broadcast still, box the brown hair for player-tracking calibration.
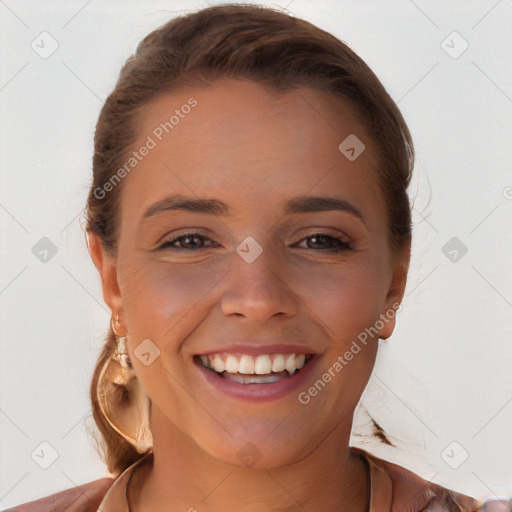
[86,3,414,475]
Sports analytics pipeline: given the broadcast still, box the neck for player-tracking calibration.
[130,406,370,512]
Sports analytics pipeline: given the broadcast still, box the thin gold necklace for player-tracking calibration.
[125,451,371,512]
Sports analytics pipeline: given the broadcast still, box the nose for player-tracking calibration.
[220,242,298,323]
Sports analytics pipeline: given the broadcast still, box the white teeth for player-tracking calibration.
[254,355,272,374]
[225,355,239,373]
[271,354,286,373]
[199,352,309,376]
[223,373,286,384]
[239,354,255,374]
[285,354,297,375]
[211,355,225,373]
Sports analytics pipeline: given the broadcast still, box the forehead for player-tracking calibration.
[119,79,383,221]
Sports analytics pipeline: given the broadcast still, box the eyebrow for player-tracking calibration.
[141,194,365,223]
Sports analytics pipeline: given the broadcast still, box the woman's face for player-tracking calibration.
[92,79,408,468]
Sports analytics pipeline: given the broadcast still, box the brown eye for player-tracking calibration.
[294,233,352,253]
[158,233,218,251]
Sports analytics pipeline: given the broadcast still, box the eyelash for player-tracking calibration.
[157,231,352,253]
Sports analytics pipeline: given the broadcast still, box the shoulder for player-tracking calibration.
[2,477,115,512]
[351,447,482,512]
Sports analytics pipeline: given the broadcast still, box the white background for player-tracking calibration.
[1,0,511,508]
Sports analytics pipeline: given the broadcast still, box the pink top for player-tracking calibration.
[4,448,482,512]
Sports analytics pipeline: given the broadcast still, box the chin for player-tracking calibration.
[193,418,321,470]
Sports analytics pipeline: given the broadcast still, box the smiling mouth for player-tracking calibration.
[196,352,314,384]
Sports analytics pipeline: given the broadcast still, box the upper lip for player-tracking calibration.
[196,343,319,356]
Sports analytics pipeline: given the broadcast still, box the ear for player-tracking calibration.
[378,237,411,340]
[86,230,126,335]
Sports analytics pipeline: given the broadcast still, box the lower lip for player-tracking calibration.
[194,356,320,402]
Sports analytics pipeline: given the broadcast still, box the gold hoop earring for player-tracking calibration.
[96,317,153,453]
[111,315,132,371]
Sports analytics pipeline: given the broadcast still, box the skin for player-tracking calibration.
[88,79,410,512]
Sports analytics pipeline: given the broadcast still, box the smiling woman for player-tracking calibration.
[5,3,486,512]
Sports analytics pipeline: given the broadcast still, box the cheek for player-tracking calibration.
[120,260,225,346]
[294,257,387,340]
[295,263,383,402]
